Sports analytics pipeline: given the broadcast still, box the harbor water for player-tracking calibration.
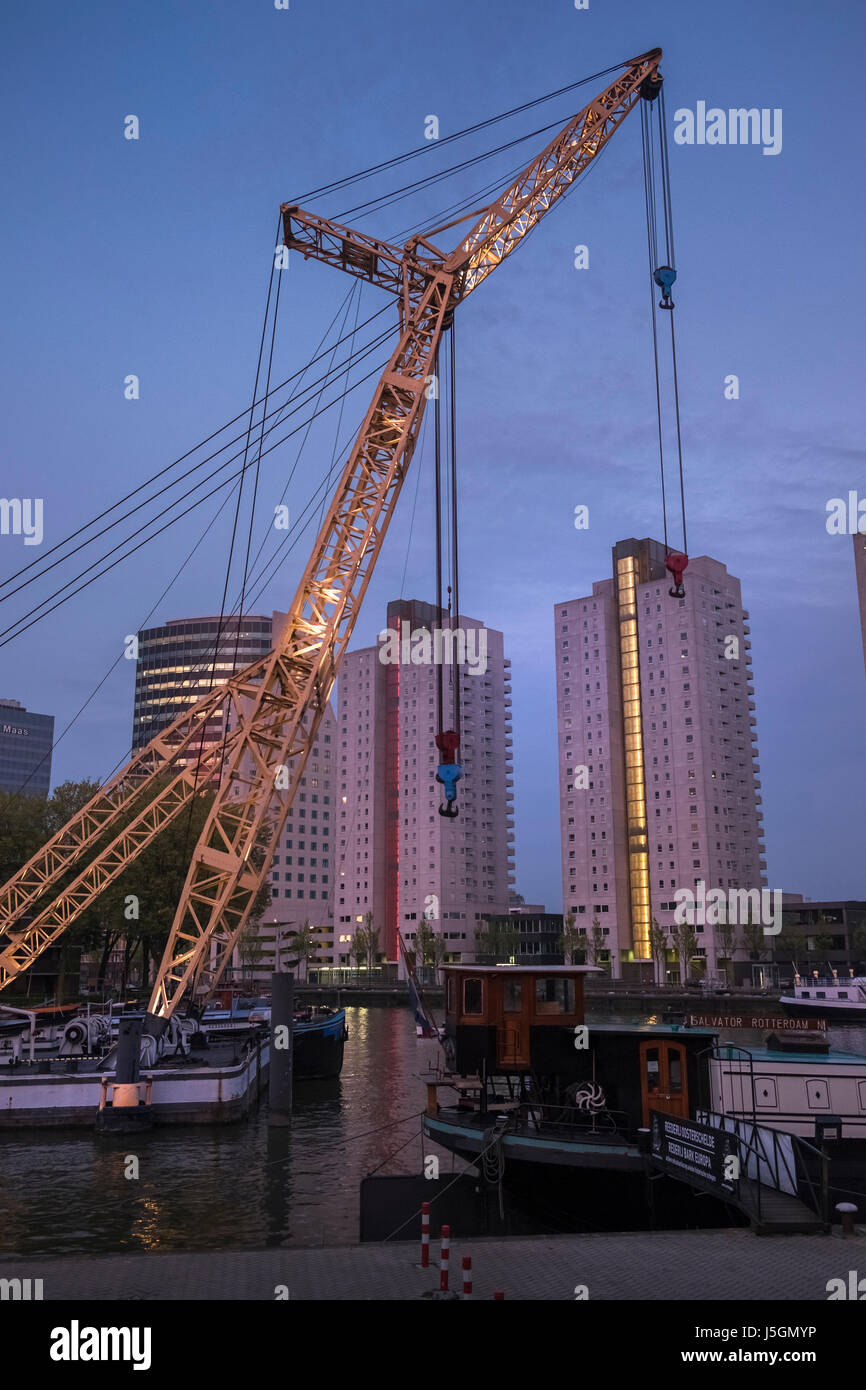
[1,1004,864,1258]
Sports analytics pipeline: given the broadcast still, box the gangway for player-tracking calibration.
[649,1106,830,1235]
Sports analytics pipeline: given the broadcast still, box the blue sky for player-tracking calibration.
[2,0,864,906]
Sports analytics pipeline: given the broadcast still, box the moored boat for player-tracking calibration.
[422,964,866,1226]
[780,976,866,1021]
[200,991,348,1080]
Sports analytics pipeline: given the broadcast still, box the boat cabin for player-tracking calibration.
[441,965,715,1130]
[443,964,596,1076]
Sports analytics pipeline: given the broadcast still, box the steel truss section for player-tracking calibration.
[0,49,662,1010]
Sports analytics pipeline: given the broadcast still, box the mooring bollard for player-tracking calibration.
[420,1201,430,1268]
[440,1224,451,1292]
[493,1290,505,1300]
[836,1201,858,1235]
[462,1255,472,1299]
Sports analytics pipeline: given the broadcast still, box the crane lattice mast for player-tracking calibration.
[0,49,663,1022]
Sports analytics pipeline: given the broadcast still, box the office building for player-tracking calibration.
[0,698,54,796]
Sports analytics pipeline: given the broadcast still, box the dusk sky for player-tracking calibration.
[2,0,864,907]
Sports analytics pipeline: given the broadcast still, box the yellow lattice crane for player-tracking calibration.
[0,50,664,1027]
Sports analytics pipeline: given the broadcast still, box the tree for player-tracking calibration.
[740,920,766,959]
[715,918,737,986]
[416,920,446,972]
[851,923,866,969]
[672,921,698,985]
[587,916,607,972]
[559,911,585,965]
[237,919,264,985]
[770,927,803,976]
[474,916,519,962]
[362,911,380,970]
[287,922,319,981]
[650,918,669,986]
[0,777,222,1000]
[350,925,370,973]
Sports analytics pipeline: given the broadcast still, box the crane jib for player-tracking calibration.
[0,49,668,1014]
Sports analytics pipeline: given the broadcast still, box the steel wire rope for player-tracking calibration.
[641,98,669,553]
[0,301,394,603]
[334,116,574,224]
[0,320,396,635]
[658,88,687,555]
[380,1127,514,1243]
[0,347,393,649]
[292,59,631,204]
[21,283,378,795]
[448,324,460,732]
[5,96,625,625]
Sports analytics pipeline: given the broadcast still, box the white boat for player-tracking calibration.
[780,977,866,1021]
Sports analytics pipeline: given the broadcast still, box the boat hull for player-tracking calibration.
[200,1010,347,1080]
[780,998,866,1022]
[422,1111,745,1230]
[293,1011,347,1080]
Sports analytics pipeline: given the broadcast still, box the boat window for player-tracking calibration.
[504,980,522,1013]
[801,991,810,998]
[645,1047,660,1092]
[668,1048,683,1093]
[535,977,575,1015]
[446,977,456,1013]
[816,992,825,999]
[838,992,848,999]
[463,978,483,1015]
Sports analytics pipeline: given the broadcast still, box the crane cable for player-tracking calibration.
[432,320,462,817]
[640,84,688,592]
[449,323,461,732]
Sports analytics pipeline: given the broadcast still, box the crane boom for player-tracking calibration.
[0,49,662,1014]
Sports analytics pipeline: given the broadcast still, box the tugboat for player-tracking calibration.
[421,965,845,1231]
[424,966,712,1178]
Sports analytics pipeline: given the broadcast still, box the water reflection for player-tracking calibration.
[1,1006,863,1258]
[0,1006,444,1258]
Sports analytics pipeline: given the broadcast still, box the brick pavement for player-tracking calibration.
[3,1227,864,1300]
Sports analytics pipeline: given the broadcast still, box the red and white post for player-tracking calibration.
[440,1225,451,1292]
[462,1255,472,1299]
[420,1202,430,1268]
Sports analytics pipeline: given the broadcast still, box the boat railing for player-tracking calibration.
[518,1102,632,1138]
[791,976,866,993]
[698,1106,829,1228]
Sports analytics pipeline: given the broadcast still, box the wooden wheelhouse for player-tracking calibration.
[442,965,598,1076]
